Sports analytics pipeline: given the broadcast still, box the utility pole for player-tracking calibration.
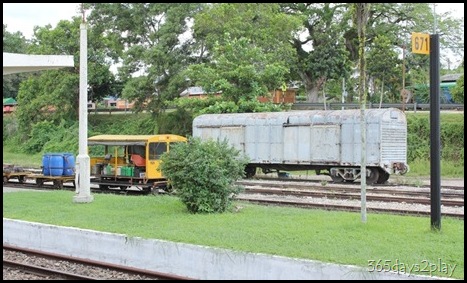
[73,3,93,203]
[355,3,371,223]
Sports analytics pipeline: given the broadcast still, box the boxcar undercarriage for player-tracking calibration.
[246,164,394,184]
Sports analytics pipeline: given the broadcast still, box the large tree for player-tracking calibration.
[363,3,464,102]
[86,3,204,115]
[281,3,464,103]
[15,17,116,135]
[185,3,301,106]
[280,3,351,102]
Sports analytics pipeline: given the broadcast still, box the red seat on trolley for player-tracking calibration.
[130,154,146,167]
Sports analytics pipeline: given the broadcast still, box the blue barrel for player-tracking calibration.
[42,153,64,176]
[42,154,50,176]
[63,153,75,176]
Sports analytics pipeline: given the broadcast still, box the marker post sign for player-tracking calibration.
[411,32,430,55]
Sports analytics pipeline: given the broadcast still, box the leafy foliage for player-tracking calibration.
[29,17,117,103]
[86,3,204,115]
[282,3,351,102]
[16,71,79,136]
[440,121,464,163]
[160,137,249,214]
[13,17,117,136]
[88,113,157,136]
[367,35,402,103]
[451,74,464,104]
[3,24,28,53]
[169,96,288,131]
[407,113,464,167]
[406,115,431,161]
[187,3,301,104]
[184,35,292,104]
[156,109,193,137]
[3,115,19,142]
[20,119,78,154]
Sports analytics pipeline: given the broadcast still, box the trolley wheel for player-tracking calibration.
[36,178,44,187]
[53,180,64,189]
[119,186,129,190]
[18,175,26,183]
[3,176,8,184]
[99,184,109,190]
[142,187,152,194]
[165,184,175,194]
[366,168,380,185]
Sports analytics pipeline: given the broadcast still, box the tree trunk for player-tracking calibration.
[301,72,325,102]
[379,79,384,108]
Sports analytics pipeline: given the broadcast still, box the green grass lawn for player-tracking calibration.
[3,191,463,279]
[3,147,44,168]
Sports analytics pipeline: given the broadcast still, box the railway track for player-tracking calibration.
[2,177,148,194]
[241,186,464,206]
[238,179,464,204]
[251,175,465,191]
[3,245,193,280]
[3,259,98,280]
[4,171,464,219]
[235,195,464,219]
[236,179,464,219]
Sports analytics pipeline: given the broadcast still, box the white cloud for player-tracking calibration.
[3,3,81,39]
[433,3,464,19]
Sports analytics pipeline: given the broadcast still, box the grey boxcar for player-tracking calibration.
[192,108,409,184]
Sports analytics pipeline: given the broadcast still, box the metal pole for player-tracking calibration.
[360,101,367,223]
[429,34,441,230]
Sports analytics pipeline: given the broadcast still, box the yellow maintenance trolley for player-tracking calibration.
[88,134,187,193]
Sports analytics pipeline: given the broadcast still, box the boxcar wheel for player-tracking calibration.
[366,168,380,185]
[376,170,390,184]
[331,175,344,183]
[245,166,256,178]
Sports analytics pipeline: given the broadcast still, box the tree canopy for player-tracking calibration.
[3,3,464,144]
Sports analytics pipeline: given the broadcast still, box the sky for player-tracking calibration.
[3,3,464,67]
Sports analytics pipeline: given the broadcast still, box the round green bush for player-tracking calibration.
[160,137,249,213]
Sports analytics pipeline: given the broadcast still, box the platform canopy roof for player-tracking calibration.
[3,52,74,75]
